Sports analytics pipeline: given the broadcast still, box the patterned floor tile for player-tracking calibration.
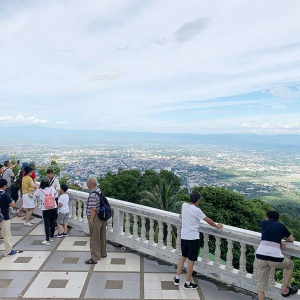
[0,236,23,250]
[57,237,91,251]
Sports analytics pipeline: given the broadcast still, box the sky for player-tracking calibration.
[0,0,300,134]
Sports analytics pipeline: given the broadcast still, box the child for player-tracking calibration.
[57,184,69,237]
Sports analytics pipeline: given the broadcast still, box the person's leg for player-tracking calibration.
[49,209,56,238]
[90,216,102,262]
[186,260,195,282]
[256,259,270,300]
[43,210,50,241]
[63,222,68,234]
[57,222,62,234]
[176,256,187,276]
[1,220,12,255]
[99,220,107,257]
[25,208,34,223]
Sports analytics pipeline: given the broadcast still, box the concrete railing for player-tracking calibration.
[34,188,300,300]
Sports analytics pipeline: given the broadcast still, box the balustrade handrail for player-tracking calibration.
[68,188,300,257]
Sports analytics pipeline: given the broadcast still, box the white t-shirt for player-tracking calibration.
[181,202,206,240]
[58,194,69,214]
[34,187,58,211]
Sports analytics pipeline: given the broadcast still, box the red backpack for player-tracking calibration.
[40,188,56,209]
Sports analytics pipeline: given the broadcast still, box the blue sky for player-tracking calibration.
[0,0,300,134]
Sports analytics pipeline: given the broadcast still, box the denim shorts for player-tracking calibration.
[57,212,69,224]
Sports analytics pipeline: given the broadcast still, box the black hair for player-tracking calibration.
[24,166,33,176]
[4,160,9,167]
[46,169,53,174]
[266,210,279,221]
[0,179,8,188]
[0,164,3,169]
[61,184,69,192]
[190,191,201,203]
[40,181,50,189]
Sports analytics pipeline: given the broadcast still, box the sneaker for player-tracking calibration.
[63,232,68,237]
[41,240,51,245]
[184,282,199,290]
[29,220,35,224]
[24,222,33,227]
[57,233,63,238]
[50,238,54,242]
[4,250,17,257]
[173,277,180,286]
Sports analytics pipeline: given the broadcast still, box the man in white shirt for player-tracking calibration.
[46,169,61,194]
[174,192,223,289]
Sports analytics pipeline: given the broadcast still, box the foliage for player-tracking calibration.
[37,156,61,179]
[59,174,82,191]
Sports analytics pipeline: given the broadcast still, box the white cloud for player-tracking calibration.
[269,87,300,99]
[278,123,300,129]
[0,114,47,124]
[241,123,253,128]
[56,121,69,124]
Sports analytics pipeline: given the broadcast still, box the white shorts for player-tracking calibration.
[22,193,36,209]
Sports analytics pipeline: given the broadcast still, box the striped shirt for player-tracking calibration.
[86,187,101,217]
[256,219,291,262]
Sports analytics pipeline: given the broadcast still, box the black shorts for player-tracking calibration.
[181,239,200,261]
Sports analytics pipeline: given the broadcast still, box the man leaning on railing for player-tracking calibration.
[256,210,298,299]
[174,191,223,290]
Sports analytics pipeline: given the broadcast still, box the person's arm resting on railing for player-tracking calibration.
[283,234,294,242]
[203,217,223,229]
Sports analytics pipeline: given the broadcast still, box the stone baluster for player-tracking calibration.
[132,214,138,239]
[72,201,77,220]
[112,208,123,235]
[202,233,210,263]
[166,223,173,251]
[253,246,258,279]
[213,236,221,267]
[225,239,233,271]
[107,209,113,231]
[238,242,247,275]
[269,268,276,284]
[176,225,181,253]
[82,202,88,223]
[149,218,155,244]
[157,221,164,247]
[77,200,82,222]
[124,212,131,236]
[140,216,146,241]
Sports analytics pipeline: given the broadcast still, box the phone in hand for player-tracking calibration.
[17,160,20,164]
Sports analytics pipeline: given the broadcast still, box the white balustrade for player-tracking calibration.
[42,189,300,300]
[82,202,88,223]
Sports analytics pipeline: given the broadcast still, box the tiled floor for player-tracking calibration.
[0,216,258,299]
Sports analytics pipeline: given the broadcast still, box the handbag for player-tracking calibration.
[28,191,35,198]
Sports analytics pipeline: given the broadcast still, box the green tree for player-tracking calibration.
[38,156,61,179]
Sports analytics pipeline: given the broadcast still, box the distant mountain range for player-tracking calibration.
[1,125,300,149]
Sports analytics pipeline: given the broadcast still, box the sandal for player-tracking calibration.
[282,286,298,297]
[85,259,97,264]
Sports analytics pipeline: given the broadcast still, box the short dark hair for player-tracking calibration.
[24,166,33,176]
[61,184,69,192]
[190,192,201,203]
[46,169,53,174]
[4,160,9,167]
[266,210,279,221]
[40,181,50,189]
[0,179,8,188]
[0,164,3,169]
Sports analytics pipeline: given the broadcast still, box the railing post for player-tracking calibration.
[149,218,155,244]
[253,246,258,279]
[124,212,131,236]
[176,225,181,254]
[157,221,164,247]
[132,214,138,239]
[72,201,77,220]
[225,239,233,271]
[140,216,146,241]
[112,208,122,235]
[202,233,210,263]
[213,236,221,267]
[238,242,247,275]
[82,202,88,223]
[166,223,173,251]
[77,200,82,222]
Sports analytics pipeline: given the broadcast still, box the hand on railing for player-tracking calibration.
[179,214,182,219]
[216,223,223,229]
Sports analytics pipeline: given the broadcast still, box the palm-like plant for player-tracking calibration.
[139,179,185,246]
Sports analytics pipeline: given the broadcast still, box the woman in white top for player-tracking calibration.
[34,176,58,245]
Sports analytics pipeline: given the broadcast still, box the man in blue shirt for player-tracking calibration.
[0,179,17,256]
[256,210,298,299]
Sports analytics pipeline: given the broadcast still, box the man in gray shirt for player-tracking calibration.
[2,161,17,196]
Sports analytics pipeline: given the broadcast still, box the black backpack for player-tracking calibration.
[90,190,112,221]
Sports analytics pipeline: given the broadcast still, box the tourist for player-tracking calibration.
[85,177,107,264]
[256,210,298,299]
[57,184,69,237]
[34,176,58,245]
[0,164,4,178]
[174,191,223,289]
[0,179,17,256]
[47,169,61,199]
[21,166,36,226]
[2,160,18,196]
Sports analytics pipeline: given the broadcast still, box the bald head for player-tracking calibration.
[87,177,97,190]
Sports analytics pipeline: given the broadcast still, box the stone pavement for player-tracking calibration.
[0,216,258,300]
